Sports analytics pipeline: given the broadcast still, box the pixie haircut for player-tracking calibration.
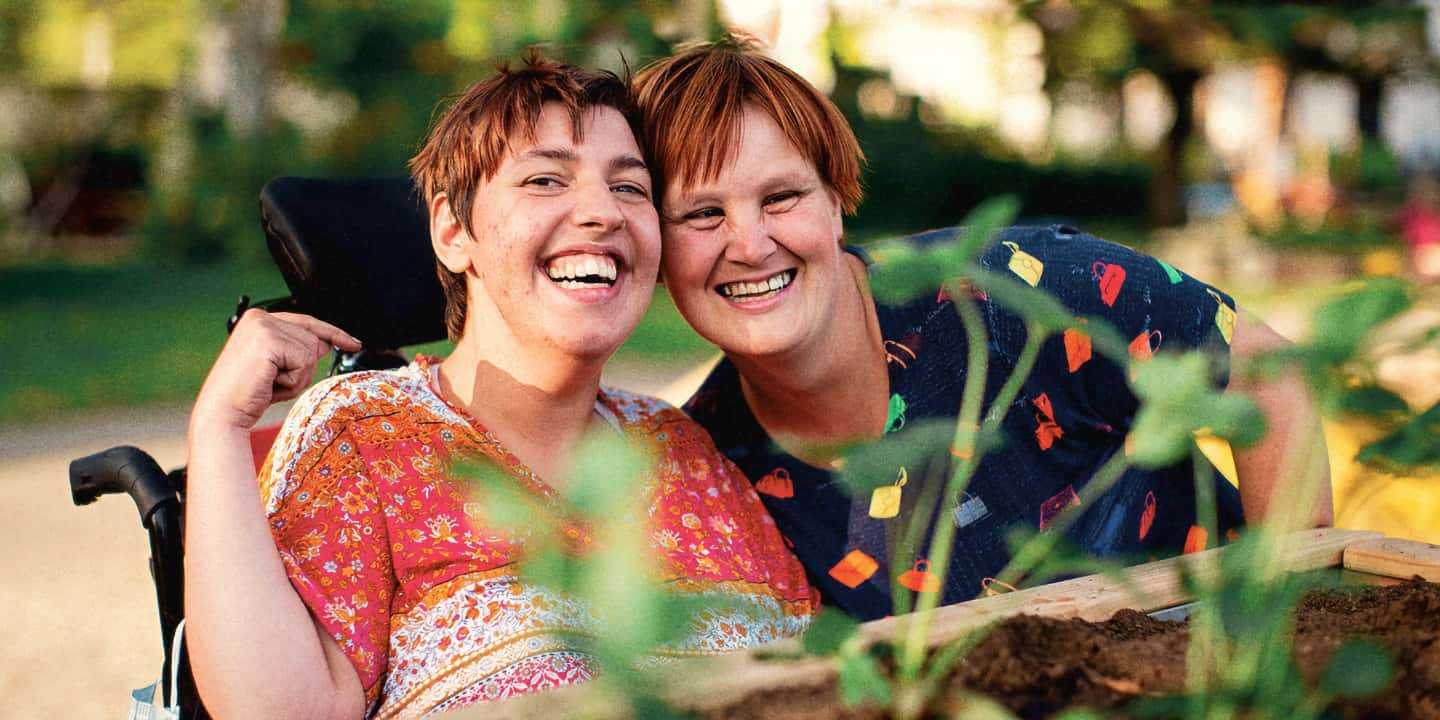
[410,49,639,341]
[633,35,864,216]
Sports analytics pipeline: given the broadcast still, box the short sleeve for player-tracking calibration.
[258,382,395,710]
[978,225,1237,429]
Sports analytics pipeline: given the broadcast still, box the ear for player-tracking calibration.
[430,192,473,274]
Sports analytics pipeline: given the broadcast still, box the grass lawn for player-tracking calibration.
[1,262,712,426]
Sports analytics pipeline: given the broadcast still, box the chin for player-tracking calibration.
[555,336,625,361]
[712,331,802,360]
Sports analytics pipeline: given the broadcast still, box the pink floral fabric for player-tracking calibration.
[258,356,816,718]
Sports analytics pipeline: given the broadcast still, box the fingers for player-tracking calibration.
[268,312,363,353]
[268,318,336,368]
[272,365,313,402]
[220,309,364,408]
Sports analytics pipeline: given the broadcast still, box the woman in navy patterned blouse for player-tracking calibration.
[633,38,1333,620]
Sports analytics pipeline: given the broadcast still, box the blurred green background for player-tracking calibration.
[2,0,1437,426]
[7,7,1440,716]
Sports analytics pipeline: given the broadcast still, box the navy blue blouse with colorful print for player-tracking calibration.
[683,225,1246,621]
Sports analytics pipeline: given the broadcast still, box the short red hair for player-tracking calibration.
[633,36,865,215]
[409,50,638,340]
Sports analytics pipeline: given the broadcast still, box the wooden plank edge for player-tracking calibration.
[452,528,1383,718]
[1343,537,1440,581]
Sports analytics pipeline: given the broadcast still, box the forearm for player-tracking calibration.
[1230,368,1334,527]
[183,419,362,720]
[1226,313,1334,528]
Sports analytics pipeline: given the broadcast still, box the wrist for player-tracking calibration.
[188,408,258,445]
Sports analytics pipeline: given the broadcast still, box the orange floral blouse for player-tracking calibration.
[258,356,817,718]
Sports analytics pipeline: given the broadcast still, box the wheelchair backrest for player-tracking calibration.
[260,176,446,349]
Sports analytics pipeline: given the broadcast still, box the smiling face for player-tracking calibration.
[433,103,660,362]
[660,105,846,360]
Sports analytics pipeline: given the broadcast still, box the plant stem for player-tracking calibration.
[1193,445,1218,553]
[994,448,1131,588]
[895,296,993,682]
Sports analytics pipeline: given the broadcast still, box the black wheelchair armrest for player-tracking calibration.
[70,446,177,527]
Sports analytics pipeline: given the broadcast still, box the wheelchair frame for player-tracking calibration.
[69,176,436,719]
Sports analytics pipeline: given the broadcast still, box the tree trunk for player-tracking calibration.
[1149,68,1200,228]
[222,0,284,138]
[1356,72,1382,141]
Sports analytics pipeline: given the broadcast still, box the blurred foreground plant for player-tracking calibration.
[799,201,1436,720]
[452,200,1435,719]
[453,430,720,719]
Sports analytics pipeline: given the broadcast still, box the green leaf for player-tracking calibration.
[520,545,581,595]
[802,606,860,656]
[836,648,893,708]
[1124,694,1192,718]
[869,239,947,304]
[451,458,551,536]
[565,429,652,519]
[1129,353,1265,468]
[868,195,1019,306]
[967,267,1075,337]
[1309,278,1411,364]
[1319,639,1394,698]
[951,692,1022,719]
[579,516,666,660]
[836,419,957,498]
[1052,709,1105,720]
[943,195,1021,270]
[1355,401,1440,473]
[1335,384,1411,420]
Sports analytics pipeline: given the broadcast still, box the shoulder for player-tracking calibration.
[260,364,439,512]
[600,386,689,428]
[282,364,437,439]
[603,385,733,453]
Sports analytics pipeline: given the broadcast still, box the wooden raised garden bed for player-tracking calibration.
[458,529,1440,719]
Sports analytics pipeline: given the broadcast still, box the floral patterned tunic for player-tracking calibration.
[258,356,817,718]
[686,225,1245,622]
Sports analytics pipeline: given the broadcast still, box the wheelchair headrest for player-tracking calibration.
[260,176,447,348]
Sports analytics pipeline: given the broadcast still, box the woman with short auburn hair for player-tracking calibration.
[634,37,1332,621]
[185,51,815,719]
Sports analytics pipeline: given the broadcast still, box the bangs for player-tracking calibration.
[407,49,637,340]
[636,40,864,214]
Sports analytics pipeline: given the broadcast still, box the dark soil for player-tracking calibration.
[708,579,1440,720]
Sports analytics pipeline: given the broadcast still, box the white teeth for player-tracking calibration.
[544,253,618,286]
[719,270,793,299]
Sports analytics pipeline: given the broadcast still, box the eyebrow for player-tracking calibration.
[610,154,648,173]
[519,148,648,175]
[519,147,578,163]
[674,171,814,207]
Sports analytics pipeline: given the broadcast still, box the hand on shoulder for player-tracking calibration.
[191,309,362,433]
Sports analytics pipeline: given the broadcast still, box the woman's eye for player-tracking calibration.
[764,191,801,211]
[525,176,564,189]
[684,208,724,229]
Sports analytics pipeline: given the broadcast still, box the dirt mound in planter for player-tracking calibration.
[941,578,1440,719]
[707,580,1440,720]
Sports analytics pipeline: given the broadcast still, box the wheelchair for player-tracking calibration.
[68,176,439,719]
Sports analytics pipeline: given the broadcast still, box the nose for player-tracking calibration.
[723,211,776,265]
[573,180,626,233]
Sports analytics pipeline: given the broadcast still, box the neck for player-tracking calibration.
[439,326,607,485]
[732,256,890,460]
